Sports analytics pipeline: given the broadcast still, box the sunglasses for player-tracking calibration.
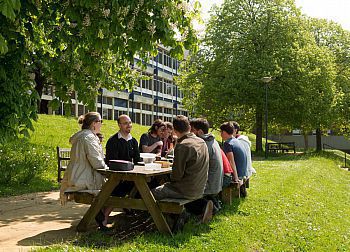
[95,119,103,123]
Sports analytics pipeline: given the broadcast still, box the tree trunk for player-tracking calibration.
[303,132,309,151]
[34,67,45,113]
[316,128,322,152]
[255,109,263,152]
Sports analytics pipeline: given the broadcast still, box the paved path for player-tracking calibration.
[0,191,89,252]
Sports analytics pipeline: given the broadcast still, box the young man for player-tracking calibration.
[232,121,256,177]
[106,114,141,164]
[188,118,223,214]
[152,116,211,228]
[103,115,141,226]
[220,122,248,181]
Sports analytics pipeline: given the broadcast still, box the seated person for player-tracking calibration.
[105,115,141,222]
[161,122,176,157]
[186,118,223,216]
[59,112,109,231]
[139,119,166,156]
[220,122,248,181]
[152,116,210,230]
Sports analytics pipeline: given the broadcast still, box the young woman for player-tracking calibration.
[59,112,109,230]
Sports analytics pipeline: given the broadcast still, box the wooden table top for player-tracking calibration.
[97,165,172,177]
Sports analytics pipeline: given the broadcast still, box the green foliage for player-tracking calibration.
[0,0,200,139]
[178,0,347,152]
[0,140,52,188]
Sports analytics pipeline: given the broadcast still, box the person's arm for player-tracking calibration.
[86,135,108,169]
[226,152,239,182]
[170,144,187,182]
[132,139,141,163]
[141,141,163,153]
[223,141,239,182]
[105,137,118,163]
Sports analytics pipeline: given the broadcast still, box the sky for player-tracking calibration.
[196,0,350,31]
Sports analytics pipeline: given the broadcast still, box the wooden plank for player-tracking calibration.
[159,202,184,214]
[133,176,172,235]
[105,197,147,210]
[159,198,193,205]
[220,182,240,205]
[76,175,121,232]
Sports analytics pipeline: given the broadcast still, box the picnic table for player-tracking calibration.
[75,166,176,235]
[267,142,296,153]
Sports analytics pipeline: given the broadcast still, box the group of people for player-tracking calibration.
[60,112,254,232]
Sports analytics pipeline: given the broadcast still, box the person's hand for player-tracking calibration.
[156,141,163,147]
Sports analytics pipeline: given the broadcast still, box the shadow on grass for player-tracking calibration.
[72,199,242,250]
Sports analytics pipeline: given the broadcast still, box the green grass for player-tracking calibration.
[2,115,350,251]
[35,152,350,251]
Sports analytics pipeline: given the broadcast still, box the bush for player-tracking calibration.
[0,140,55,186]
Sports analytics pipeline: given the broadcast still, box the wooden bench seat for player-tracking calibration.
[64,191,193,214]
[220,181,241,204]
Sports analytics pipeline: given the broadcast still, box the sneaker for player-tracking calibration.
[202,200,213,224]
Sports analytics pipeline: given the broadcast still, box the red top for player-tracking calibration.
[221,149,233,174]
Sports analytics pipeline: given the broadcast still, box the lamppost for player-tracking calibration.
[261,76,272,159]
[98,88,103,118]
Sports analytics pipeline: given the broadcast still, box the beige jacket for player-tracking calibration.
[60,129,108,204]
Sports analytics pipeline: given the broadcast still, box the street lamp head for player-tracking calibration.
[261,76,272,83]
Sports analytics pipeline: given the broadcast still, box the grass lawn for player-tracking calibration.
[37,153,349,251]
[1,115,349,251]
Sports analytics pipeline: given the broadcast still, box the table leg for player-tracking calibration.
[76,174,121,232]
[133,177,172,235]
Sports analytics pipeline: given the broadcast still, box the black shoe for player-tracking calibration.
[201,200,213,223]
[173,210,190,233]
[95,210,105,228]
[240,185,247,198]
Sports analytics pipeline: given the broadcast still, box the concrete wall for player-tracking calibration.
[269,135,350,150]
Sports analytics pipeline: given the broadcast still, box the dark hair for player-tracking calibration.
[220,122,234,135]
[190,118,209,134]
[231,121,240,134]
[149,119,166,134]
[78,112,101,129]
[173,115,190,133]
[165,122,173,131]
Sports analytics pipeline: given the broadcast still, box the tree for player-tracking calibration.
[178,0,336,151]
[308,18,350,143]
[0,0,200,139]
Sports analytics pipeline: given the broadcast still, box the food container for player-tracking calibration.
[154,161,171,168]
[109,160,134,171]
[144,163,162,171]
[140,153,157,164]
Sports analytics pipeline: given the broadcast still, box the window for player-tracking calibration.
[114,98,127,108]
[106,97,113,105]
[158,51,163,64]
[78,105,85,116]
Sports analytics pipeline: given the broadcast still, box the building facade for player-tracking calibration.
[40,46,188,125]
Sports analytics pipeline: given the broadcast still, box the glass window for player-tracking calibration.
[114,98,127,108]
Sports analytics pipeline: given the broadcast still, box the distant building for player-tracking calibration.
[40,46,188,125]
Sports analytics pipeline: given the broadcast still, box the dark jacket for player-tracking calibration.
[166,132,209,199]
[106,133,141,164]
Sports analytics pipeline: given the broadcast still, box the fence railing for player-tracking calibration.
[323,143,349,168]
